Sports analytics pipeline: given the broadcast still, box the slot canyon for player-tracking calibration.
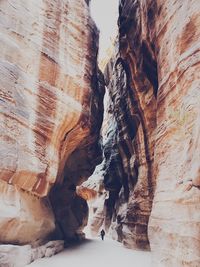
[0,0,199,267]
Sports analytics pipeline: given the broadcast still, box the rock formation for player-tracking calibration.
[148,1,200,266]
[0,0,200,266]
[77,161,108,237]
[0,0,104,255]
[0,241,64,267]
[78,0,200,266]
[78,0,157,250]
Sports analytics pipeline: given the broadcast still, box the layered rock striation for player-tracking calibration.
[148,1,200,266]
[108,0,200,265]
[0,0,200,266]
[0,0,104,247]
[79,0,200,266]
[78,39,156,249]
[79,0,157,249]
[77,161,108,237]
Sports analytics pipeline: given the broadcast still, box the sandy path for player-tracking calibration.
[27,238,151,267]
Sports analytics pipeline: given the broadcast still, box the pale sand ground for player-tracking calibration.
[27,237,151,267]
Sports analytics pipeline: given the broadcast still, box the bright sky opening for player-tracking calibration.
[90,0,119,62]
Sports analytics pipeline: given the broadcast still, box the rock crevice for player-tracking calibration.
[0,1,200,267]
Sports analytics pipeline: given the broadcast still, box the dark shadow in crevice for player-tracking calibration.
[64,238,93,249]
[141,41,158,97]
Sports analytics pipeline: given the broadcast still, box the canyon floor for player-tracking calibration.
[27,237,151,267]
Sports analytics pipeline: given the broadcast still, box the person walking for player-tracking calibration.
[100,229,105,241]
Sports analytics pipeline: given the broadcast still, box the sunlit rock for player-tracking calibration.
[0,0,104,249]
[76,162,108,237]
[0,240,64,267]
[148,1,200,266]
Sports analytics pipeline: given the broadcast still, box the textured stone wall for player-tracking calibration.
[78,38,157,249]
[0,0,104,245]
[77,160,108,237]
[102,40,157,250]
[1,0,200,266]
[78,0,200,266]
[148,1,200,266]
[105,0,200,265]
[81,0,157,250]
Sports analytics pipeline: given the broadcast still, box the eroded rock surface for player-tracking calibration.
[77,162,108,237]
[0,180,55,245]
[108,0,200,265]
[79,0,200,266]
[0,0,104,250]
[0,240,64,267]
[81,0,157,249]
[1,0,200,266]
[148,1,200,266]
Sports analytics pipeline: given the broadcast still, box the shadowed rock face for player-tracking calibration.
[0,0,104,245]
[78,0,200,265]
[78,35,157,248]
[91,0,157,250]
[107,0,200,264]
[103,58,156,250]
[50,70,105,243]
[114,0,200,265]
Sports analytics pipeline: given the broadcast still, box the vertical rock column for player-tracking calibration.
[148,1,200,266]
[104,0,157,250]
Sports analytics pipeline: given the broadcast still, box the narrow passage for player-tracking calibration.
[27,238,151,267]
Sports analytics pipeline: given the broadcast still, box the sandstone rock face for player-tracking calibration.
[0,180,55,245]
[80,0,200,265]
[104,0,200,265]
[84,0,157,249]
[148,1,200,266]
[0,0,104,246]
[1,0,200,266]
[77,162,108,237]
[0,240,64,267]
[49,69,104,242]
[78,34,156,248]
[103,47,156,250]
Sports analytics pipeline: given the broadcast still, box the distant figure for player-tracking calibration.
[100,229,105,241]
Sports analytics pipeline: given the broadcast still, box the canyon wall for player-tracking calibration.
[108,0,200,265]
[148,0,200,266]
[78,0,200,266]
[0,0,200,266]
[78,0,157,249]
[0,0,104,247]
